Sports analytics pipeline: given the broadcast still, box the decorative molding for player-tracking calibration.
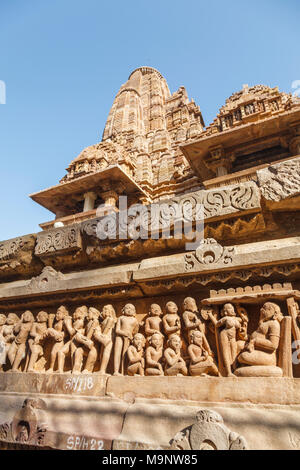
[184,239,235,271]
[28,266,65,292]
[0,398,47,447]
[170,409,248,450]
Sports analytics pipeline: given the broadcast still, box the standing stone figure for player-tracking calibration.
[27,311,49,373]
[114,304,139,376]
[215,303,243,377]
[93,304,117,375]
[8,311,34,372]
[81,307,101,374]
[145,304,163,338]
[163,301,181,338]
[182,297,203,341]
[46,306,69,374]
[58,306,89,374]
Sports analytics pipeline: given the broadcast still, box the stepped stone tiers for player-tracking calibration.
[1,68,300,450]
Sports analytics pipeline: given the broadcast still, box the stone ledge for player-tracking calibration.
[0,372,107,397]
[2,373,300,406]
[106,376,300,405]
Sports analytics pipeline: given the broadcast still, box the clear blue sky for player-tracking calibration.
[0,0,299,241]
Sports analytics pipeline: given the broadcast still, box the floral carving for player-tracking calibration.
[35,226,81,257]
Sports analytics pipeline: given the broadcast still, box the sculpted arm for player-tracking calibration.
[183,313,200,330]
[164,349,177,367]
[251,323,280,352]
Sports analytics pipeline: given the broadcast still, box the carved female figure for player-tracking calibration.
[236,302,283,375]
[164,334,188,376]
[27,311,49,373]
[145,304,163,338]
[8,310,34,372]
[46,305,69,374]
[80,307,101,374]
[127,333,145,376]
[215,303,243,377]
[188,330,219,377]
[1,313,19,369]
[58,306,89,374]
[93,304,117,375]
[145,332,164,376]
[182,297,208,346]
[114,304,139,376]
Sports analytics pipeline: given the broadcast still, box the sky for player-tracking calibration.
[0,0,299,241]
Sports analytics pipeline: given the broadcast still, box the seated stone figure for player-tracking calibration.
[164,334,188,376]
[235,302,284,377]
[127,333,145,376]
[188,330,219,377]
[145,332,164,376]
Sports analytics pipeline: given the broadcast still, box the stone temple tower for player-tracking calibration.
[30,67,205,231]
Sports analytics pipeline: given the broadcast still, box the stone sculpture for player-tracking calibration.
[114,304,139,376]
[170,409,248,450]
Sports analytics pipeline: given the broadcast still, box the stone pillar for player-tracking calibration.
[102,190,118,209]
[216,166,228,177]
[83,192,97,212]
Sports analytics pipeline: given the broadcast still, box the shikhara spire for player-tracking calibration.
[62,67,204,198]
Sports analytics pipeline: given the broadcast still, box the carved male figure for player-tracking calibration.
[145,304,163,338]
[114,304,139,376]
[127,333,146,376]
[188,330,219,377]
[163,301,181,338]
[237,302,282,369]
[8,311,34,372]
[27,311,49,373]
[164,334,188,376]
[93,304,117,375]
[145,332,164,376]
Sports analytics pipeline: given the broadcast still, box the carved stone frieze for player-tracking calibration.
[0,235,37,274]
[35,225,82,258]
[257,156,300,202]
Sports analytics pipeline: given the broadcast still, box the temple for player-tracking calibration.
[0,67,300,450]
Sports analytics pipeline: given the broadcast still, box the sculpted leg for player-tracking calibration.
[83,347,97,374]
[72,348,84,374]
[219,331,234,377]
[58,342,70,373]
[47,342,62,373]
[12,344,26,372]
[27,345,41,372]
[238,350,276,367]
[114,336,123,375]
[99,342,112,375]
[146,367,163,376]
[7,343,17,369]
